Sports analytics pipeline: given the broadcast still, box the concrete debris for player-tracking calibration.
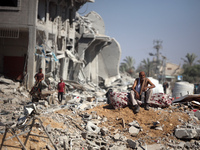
[195,110,200,120]
[1,75,200,149]
[175,128,200,139]
[129,126,140,136]
[100,127,109,136]
[113,133,120,141]
[0,77,15,85]
[127,139,137,149]
[129,120,141,129]
[86,121,100,134]
[172,94,200,103]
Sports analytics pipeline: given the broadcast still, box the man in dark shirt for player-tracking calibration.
[163,81,169,94]
[34,68,44,93]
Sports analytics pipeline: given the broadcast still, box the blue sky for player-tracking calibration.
[78,0,200,67]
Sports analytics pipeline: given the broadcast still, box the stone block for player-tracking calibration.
[87,97,95,102]
[11,98,19,104]
[109,145,127,150]
[65,95,72,101]
[100,127,108,136]
[58,135,69,146]
[86,122,100,134]
[113,133,120,141]
[127,139,136,149]
[175,128,197,139]
[129,126,140,136]
[195,110,200,120]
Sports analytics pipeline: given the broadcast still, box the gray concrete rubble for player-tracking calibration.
[1,76,200,149]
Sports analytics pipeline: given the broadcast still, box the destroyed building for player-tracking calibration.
[0,0,121,89]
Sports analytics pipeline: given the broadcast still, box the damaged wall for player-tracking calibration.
[0,0,37,82]
[0,0,121,89]
[76,11,121,86]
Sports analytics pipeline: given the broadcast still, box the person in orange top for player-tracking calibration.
[57,78,66,103]
[130,71,155,113]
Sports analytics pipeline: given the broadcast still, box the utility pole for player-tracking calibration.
[153,40,162,81]
[162,56,167,83]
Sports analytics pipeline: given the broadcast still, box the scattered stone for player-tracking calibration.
[129,120,140,128]
[100,127,108,136]
[194,110,200,120]
[129,126,140,136]
[109,145,127,150]
[113,133,120,141]
[86,121,100,134]
[155,126,163,131]
[127,139,136,149]
[175,128,198,139]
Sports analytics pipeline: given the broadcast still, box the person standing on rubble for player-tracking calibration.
[57,78,66,103]
[130,71,155,113]
[34,67,44,95]
[163,81,169,94]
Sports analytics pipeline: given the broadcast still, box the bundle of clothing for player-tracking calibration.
[108,91,173,109]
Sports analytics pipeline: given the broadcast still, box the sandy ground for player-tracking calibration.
[85,104,190,144]
[0,104,193,149]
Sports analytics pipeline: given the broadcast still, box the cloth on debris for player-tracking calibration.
[109,92,129,109]
[149,93,173,107]
[109,91,172,109]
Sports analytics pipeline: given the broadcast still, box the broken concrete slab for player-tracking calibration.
[100,127,108,136]
[137,144,165,150]
[129,120,140,129]
[127,139,137,149]
[0,77,15,85]
[172,94,200,103]
[129,126,140,136]
[175,128,199,139]
[194,110,200,120]
[86,121,100,134]
[113,133,120,141]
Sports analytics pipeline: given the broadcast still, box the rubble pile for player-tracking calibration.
[0,76,200,150]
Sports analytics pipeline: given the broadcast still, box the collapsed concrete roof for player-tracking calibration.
[76,11,121,86]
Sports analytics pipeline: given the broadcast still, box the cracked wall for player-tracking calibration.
[0,0,121,89]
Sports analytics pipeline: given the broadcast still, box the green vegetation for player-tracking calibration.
[138,58,154,77]
[181,53,200,83]
[119,56,135,77]
[120,53,200,83]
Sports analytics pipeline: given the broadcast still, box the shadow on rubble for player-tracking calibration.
[102,104,132,110]
[103,104,115,110]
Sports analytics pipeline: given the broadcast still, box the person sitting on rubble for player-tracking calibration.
[130,71,155,113]
[57,78,66,103]
[34,67,44,95]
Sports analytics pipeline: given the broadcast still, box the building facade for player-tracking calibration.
[0,0,121,88]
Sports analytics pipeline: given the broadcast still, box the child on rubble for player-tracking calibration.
[57,78,66,103]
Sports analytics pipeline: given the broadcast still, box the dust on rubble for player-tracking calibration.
[0,104,191,149]
[85,104,190,144]
[0,111,72,150]
[0,125,53,150]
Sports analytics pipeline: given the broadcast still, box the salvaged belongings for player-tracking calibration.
[109,92,129,109]
[149,93,173,107]
[109,91,173,109]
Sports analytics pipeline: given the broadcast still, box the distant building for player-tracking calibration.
[0,0,121,88]
[160,62,183,83]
